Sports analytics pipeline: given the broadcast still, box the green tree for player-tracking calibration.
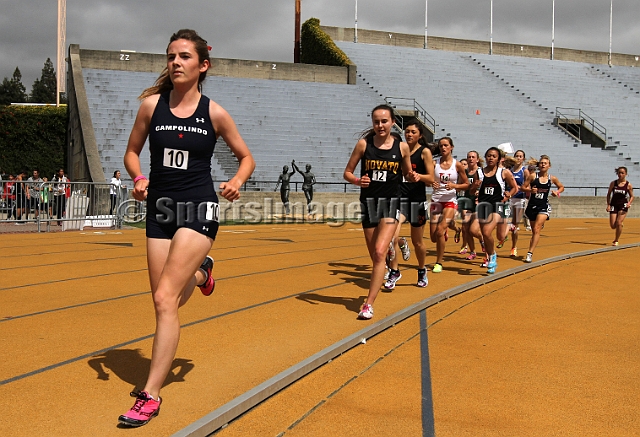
[0,67,28,105]
[30,58,57,103]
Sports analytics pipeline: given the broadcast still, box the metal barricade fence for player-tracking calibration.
[0,181,129,232]
[0,179,614,233]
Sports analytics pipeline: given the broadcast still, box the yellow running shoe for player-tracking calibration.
[432,263,443,273]
[496,235,508,249]
[510,247,518,257]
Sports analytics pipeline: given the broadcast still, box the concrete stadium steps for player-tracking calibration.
[83,70,382,190]
[469,54,640,167]
[603,65,640,93]
[337,42,628,189]
[82,44,638,194]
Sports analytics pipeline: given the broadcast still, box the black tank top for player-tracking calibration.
[528,175,552,208]
[360,136,402,201]
[148,92,217,192]
[459,168,480,199]
[610,181,630,208]
[478,168,505,205]
[399,145,427,201]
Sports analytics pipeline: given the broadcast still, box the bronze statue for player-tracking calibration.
[274,162,295,214]
[292,160,316,215]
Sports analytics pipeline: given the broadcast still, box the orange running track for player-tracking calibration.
[0,218,638,436]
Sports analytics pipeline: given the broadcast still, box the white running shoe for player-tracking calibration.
[398,237,411,261]
[524,252,533,263]
[384,270,402,290]
[417,269,428,288]
[358,304,374,320]
[387,241,396,262]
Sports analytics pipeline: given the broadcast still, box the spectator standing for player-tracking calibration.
[14,172,27,223]
[110,170,126,214]
[52,168,69,226]
[41,177,52,217]
[27,169,44,220]
[2,174,16,219]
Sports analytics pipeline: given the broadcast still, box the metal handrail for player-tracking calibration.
[384,97,436,134]
[555,107,607,143]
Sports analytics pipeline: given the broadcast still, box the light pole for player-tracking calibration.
[551,0,555,60]
[294,0,301,63]
[490,0,493,55]
[608,0,613,66]
[354,0,358,43]
[424,0,428,49]
[57,0,66,107]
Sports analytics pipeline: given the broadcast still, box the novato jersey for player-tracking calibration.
[360,136,403,202]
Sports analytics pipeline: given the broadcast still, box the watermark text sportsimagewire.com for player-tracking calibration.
[137,197,519,227]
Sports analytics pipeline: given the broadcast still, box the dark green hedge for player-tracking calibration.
[301,18,352,67]
[0,105,67,178]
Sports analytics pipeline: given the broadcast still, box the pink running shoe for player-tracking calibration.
[118,391,162,427]
[465,252,477,260]
[198,256,215,296]
[358,303,374,320]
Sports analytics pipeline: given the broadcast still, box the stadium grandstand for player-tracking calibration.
[67,26,640,195]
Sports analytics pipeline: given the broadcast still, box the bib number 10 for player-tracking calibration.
[163,148,189,170]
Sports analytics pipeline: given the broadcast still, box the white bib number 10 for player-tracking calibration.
[163,148,189,170]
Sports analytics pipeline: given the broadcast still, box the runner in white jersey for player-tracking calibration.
[429,137,469,273]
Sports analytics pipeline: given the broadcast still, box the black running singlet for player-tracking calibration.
[609,181,630,210]
[460,168,480,199]
[528,175,552,209]
[148,92,217,192]
[478,168,506,205]
[399,145,427,201]
[360,136,403,202]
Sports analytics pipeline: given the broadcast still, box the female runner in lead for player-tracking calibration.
[606,166,634,246]
[344,104,417,320]
[119,29,255,426]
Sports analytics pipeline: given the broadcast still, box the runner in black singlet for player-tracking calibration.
[521,155,563,262]
[344,104,417,320]
[119,29,255,427]
[606,166,634,246]
[386,119,435,289]
[474,147,518,274]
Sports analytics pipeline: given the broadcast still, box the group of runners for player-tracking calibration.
[345,104,633,320]
[114,28,634,427]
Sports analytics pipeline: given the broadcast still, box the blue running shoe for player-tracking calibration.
[487,253,497,274]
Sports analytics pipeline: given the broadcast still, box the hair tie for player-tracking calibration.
[207,45,212,51]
